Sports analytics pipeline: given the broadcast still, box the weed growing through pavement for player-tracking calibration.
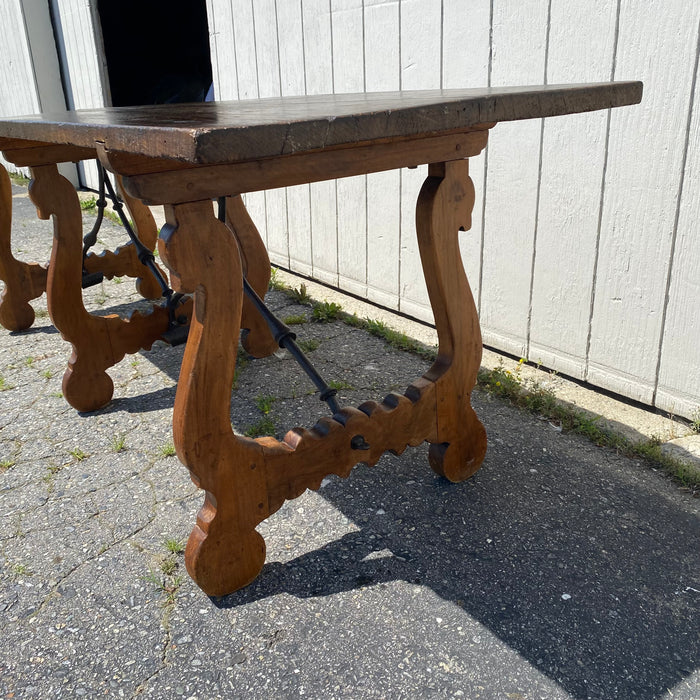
[111,435,127,453]
[364,318,430,356]
[328,379,354,391]
[11,563,32,577]
[143,539,187,607]
[0,376,13,391]
[268,266,285,291]
[160,557,177,576]
[255,394,276,415]
[290,283,311,304]
[164,538,185,555]
[80,196,97,211]
[8,171,30,186]
[312,301,342,322]
[158,442,176,458]
[244,416,276,438]
[1,459,15,472]
[232,347,250,390]
[298,338,320,354]
[143,568,183,605]
[41,369,52,379]
[283,314,307,325]
[691,408,700,435]
[70,449,88,461]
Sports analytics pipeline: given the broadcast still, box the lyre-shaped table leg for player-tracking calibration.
[414,159,487,481]
[29,163,180,411]
[160,199,269,595]
[158,157,487,596]
[0,162,48,330]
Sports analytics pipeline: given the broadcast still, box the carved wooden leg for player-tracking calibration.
[82,175,166,300]
[29,163,178,411]
[158,161,486,596]
[0,162,48,330]
[414,159,487,481]
[159,200,269,596]
[224,195,277,358]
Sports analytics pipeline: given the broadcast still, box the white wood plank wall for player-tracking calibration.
[48,0,108,189]
[0,0,108,187]
[1,1,698,420]
[0,0,44,176]
[205,0,700,420]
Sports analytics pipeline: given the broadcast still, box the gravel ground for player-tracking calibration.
[1,181,699,699]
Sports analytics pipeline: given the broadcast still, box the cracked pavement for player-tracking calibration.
[1,180,699,699]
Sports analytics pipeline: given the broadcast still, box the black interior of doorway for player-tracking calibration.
[97,0,212,106]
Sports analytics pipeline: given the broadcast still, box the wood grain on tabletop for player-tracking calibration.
[0,83,642,164]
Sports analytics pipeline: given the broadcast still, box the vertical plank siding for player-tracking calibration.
[48,0,107,189]
[0,0,42,175]
[364,0,400,309]
[528,0,619,379]
[2,1,698,418]
[479,0,549,359]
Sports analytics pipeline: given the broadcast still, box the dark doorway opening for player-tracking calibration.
[97,0,212,106]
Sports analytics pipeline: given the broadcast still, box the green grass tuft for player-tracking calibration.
[297,338,320,354]
[0,376,14,392]
[290,283,311,304]
[80,196,97,211]
[111,435,127,453]
[283,314,307,325]
[158,442,176,458]
[254,394,276,415]
[312,301,342,322]
[164,538,185,555]
[244,416,276,438]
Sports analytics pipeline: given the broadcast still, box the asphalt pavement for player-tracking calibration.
[1,180,699,699]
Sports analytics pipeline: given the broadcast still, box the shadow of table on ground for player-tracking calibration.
[52,291,699,699]
[212,400,700,700]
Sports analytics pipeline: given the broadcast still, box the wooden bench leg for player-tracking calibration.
[0,162,48,330]
[29,163,183,412]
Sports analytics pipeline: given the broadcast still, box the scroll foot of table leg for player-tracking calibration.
[62,348,115,412]
[0,162,48,330]
[428,415,488,482]
[185,496,267,598]
[416,159,488,483]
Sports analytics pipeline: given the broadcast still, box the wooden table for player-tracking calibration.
[0,83,642,596]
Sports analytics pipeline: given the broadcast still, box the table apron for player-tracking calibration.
[116,130,489,205]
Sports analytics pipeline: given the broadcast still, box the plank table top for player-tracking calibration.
[0,83,642,165]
